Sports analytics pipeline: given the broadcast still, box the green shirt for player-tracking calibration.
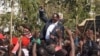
[32,38,41,45]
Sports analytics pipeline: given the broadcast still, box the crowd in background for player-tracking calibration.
[0,6,100,56]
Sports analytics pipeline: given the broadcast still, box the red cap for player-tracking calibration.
[0,33,4,39]
[22,36,30,47]
[12,37,18,45]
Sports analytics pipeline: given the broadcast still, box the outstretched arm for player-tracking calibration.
[39,6,48,23]
[65,27,75,56]
[33,43,37,56]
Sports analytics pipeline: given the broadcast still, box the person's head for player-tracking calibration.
[38,47,49,56]
[21,24,31,32]
[58,12,63,20]
[58,12,64,23]
[52,13,59,22]
[55,49,67,56]
[86,29,94,40]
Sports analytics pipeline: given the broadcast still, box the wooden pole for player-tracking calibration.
[93,12,96,41]
[9,0,14,56]
[92,0,96,41]
[18,36,22,56]
[10,0,14,46]
[76,0,78,29]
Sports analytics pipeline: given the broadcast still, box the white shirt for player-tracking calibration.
[45,22,58,40]
[22,48,29,56]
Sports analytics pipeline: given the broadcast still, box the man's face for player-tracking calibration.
[86,29,94,39]
[52,14,59,21]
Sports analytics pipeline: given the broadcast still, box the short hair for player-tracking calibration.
[55,49,67,56]
[38,47,49,56]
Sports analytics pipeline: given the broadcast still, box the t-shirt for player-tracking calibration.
[22,48,29,56]
[32,38,41,45]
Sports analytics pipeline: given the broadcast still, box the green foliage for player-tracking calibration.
[1,0,100,31]
[42,0,91,28]
[20,0,40,30]
[95,0,100,14]
[0,12,11,25]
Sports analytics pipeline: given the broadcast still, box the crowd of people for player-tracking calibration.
[0,6,100,56]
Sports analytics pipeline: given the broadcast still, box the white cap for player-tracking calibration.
[58,12,63,19]
[3,27,9,33]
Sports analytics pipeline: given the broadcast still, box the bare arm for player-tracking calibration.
[39,6,48,23]
[32,43,37,56]
[65,27,75,56]
[69,35,75,56]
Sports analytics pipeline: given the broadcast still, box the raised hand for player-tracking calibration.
[64,26,75,56]
[39,6,44,11]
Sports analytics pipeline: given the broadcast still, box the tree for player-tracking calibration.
[1,0,97,30]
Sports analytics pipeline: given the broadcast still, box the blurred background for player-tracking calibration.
[0,0,100,33]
